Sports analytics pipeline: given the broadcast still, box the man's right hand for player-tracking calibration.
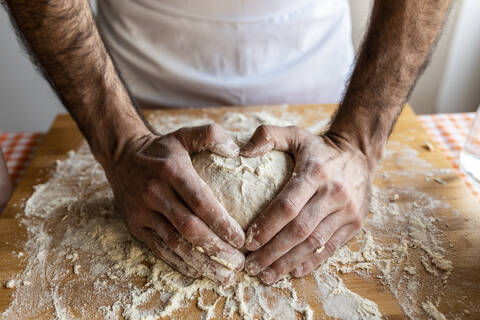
[103,124,246,284]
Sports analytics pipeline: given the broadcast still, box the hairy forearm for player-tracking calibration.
[3,0,150,165]
[329,0,451,170]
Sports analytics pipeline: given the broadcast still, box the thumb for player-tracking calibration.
[240,125,294,157]
[173,123,239,157]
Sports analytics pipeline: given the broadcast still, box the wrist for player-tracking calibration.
[86,104,152,170]
[327,106,388,174]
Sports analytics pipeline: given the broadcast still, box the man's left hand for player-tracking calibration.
[241,125,374,284]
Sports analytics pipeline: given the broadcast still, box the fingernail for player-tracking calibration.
[245,258,262,276]
[245,228,260,251]
[259,268,277,285]
[222,222,245,249]
[292,265,303,278]
[232,236,244,250]
[229,223,245,249]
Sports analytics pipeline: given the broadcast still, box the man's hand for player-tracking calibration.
[239,0,452,284]
[5,0,451,286]
[105,124,246,284]
[241,125,373,284]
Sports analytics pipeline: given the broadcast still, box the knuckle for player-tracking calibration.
[157,158,175,174]
[273,261,290,276]
[344,199,359,214]
[289,219,311,239]
[143,180,159,202]
[189,191,207,210]
[176,216,200,240]
[330,182,347,198]
[305,160,326,180]
[205,123,221,141]
[165,231,181,250]
[276,199,298,219]
[350,216,363,230]
[324,238,340,255]
[308,232,327,249]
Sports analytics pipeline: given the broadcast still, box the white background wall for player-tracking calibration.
[0,0,479,132]
[0,7,64,132]
[350,0,480,114]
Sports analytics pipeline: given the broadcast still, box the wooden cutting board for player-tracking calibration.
[0,104,479,319]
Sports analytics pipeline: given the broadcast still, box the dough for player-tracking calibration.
[192,149,294,230]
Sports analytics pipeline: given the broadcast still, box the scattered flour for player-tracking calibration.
[5,279,16,289]
[21,280,31,286]
[73,265,81,275]
[313,271,382,320]
[1,110,455,319]
[422,301,446,320]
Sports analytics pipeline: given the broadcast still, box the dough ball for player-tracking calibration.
[192,150,294,230]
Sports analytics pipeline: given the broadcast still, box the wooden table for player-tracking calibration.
[1,104,479,319]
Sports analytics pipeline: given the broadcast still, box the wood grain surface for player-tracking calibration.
[0,104,479,319]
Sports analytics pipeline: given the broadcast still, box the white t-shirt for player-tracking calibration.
[96,0,354,108]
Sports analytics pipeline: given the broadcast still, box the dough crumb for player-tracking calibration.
[404,265,416,275]
[390,194,400,202]
[433,178,446,185]
[422,141,434,151]
[66,252,79,262]
[73,265,81,275]
[5,279,17,289]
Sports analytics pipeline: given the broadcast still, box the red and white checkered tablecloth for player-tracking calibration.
[418,112,479,201]
[0,113,479,202]
[0,133,44,186]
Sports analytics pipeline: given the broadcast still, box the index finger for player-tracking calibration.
[170,163,246,249]
[173,124,240,157]
[240,125,297,157]
[244,171,318,251]
[241,126,320,251]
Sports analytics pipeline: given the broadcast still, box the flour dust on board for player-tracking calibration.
[2,108,454,319]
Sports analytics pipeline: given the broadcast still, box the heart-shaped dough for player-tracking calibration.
[192,149,294,230]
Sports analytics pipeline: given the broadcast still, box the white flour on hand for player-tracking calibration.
[2,110,454,320]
